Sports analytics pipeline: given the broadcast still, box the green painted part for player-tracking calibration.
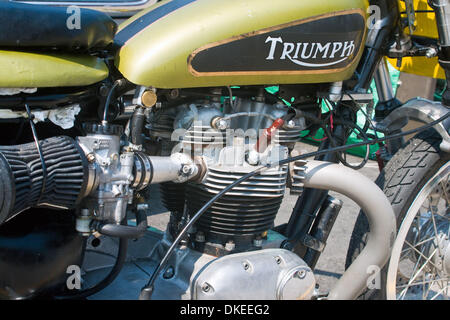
[0,50,109,88]
[117,0,368,88]
[127,219,164,234]
[305,61,401,159]
[264,61,401,159]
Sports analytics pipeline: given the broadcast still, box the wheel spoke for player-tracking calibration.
[410,236,436,247]
[440,175,449,205]
[387,163,450,300]
[397,247,438,299]
[430,284,450,300]
[404,240,440,270]
[396,277,449,289]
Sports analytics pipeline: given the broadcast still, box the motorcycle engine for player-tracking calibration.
[148,93,306,254]
[0,86,317,300]
[138,91,316,300]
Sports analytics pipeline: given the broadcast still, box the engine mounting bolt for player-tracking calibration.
[426,47,438,58]
[169,89,180,99]
[253,238,263,247]
[286,120,296,129]
[211,117,228,130]
[86,153,96,163]
[195,231,205,243]
[217,119,228,130]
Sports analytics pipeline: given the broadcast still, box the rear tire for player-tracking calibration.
[345,128,449,299]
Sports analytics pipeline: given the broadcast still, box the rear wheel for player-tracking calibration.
[345,129,450,299]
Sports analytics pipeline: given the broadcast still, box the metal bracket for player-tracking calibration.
[318,92,374,104]
[301,234,325,252]
[404,0,416,35]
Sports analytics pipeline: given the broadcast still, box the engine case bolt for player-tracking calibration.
[247,149,260,165]
[243,261,251,271]
[163,266,175,279]
[225,240,235,251]
[202,283,211,292]
[86,153,96,163]
[295,269,307,279]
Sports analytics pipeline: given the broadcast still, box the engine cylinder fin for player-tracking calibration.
[186,164,287,238]
[160,182,186,215]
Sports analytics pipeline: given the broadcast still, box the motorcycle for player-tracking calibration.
[0,0,448,300]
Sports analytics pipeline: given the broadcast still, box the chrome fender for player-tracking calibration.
[376,98,450,153]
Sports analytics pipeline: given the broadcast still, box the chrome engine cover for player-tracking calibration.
[193,248,315,300]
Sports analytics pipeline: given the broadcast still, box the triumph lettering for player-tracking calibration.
[265,36,355,68]
[265,36,283,60]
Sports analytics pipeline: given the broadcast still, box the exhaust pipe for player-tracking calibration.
[301,160,396,300]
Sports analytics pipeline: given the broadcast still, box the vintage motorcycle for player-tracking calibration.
[0,0,448,300]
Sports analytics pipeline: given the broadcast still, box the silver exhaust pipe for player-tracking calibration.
[301,160,396,300]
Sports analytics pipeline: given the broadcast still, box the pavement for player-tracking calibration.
[143,141,381,296]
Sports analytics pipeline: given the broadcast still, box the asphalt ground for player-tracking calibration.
[144,141,380,295]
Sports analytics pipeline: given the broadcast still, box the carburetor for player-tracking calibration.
[74,122,200,236]
[77,123,135,224]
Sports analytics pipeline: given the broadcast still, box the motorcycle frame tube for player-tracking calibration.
[373,58,405,154]
[301,160,396,300]
[429,0,450,47]
[285,127,342,244]
[303,195,343,269]
[373,58,395,102]
[284,0,397,254]
[430,0,450,107]
[353,0,400,91]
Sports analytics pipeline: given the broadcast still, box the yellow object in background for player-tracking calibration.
[387,0,445,79]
